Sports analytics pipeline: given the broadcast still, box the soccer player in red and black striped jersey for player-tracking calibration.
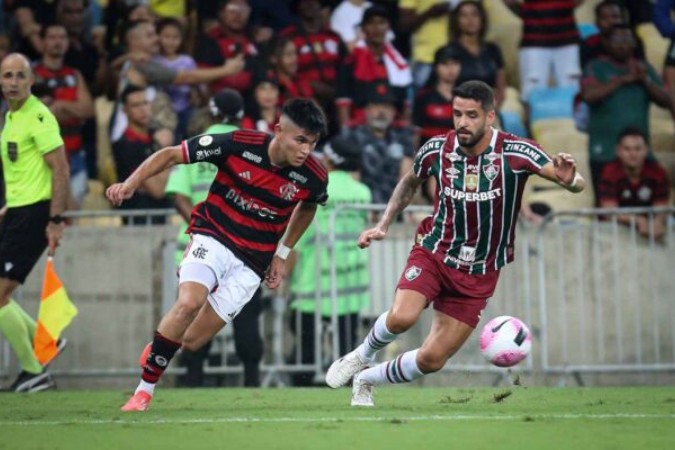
[598,127,670,240]
[107,98,329,412]
[326,81,586,406]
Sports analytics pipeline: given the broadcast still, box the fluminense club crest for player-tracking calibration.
[483,164,500,181]
[405,265,422,281]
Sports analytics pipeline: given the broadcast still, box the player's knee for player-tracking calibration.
[416,349,446,374]
[173,290,204,321]
[386,311,416,334]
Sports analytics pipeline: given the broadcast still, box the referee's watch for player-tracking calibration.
[49,215,65,224]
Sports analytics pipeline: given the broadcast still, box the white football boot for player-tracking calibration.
[350,373,374,407]
[325,350,369,388]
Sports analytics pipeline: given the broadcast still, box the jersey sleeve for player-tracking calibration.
[306,178,329,205]
[32,109,64,155]
[164,164,192,197]
[503,138,553,175]
[652,163,670,203]
[182,132,234,165]
[412,137,442,179]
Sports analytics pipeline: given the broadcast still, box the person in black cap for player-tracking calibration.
[342,82,416,205]
[286,134,372,386]
[336,4,412,127]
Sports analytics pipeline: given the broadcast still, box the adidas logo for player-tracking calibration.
[239,171,251,180]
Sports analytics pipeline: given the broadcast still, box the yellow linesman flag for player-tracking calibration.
[33,257,78,365]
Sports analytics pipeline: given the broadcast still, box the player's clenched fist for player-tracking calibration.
[106,183,135,206]
[358,226,387,249]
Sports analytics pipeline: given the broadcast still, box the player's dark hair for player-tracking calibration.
[120,84,146,104]
[281,98,327,138]
[617,126,647,144]
[452,80,495,112]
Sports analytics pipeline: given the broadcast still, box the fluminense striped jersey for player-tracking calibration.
[413,128,552,274]
[181,130,328,277]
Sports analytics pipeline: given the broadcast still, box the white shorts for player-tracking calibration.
[179,234,261,324]
[519,44,580,101]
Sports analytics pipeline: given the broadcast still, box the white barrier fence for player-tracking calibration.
[1,206,673,387]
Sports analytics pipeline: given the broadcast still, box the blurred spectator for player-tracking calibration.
[653,0,675,121]
[112,85,171,225]
[5,0,57,59]
[110,20,244,144]
[398,0,451,88]
[280,0,346,113]
[336,5,412,127]
[266,37,314,103]
[413,46,459,145]
[503,0,583,102]
[241,75,281,133]
[443,0,506,108]
[248,0,296,34]
[56,0,103,92]
[598,127,670,240]
[580,0,645,67]
[342,84,415,204]
[153,18,198,140]
[286,134,372,386]
[581,24,671,197]
[165,89,263,388]
[33,23,94,210]
[194,0,257,96]
[330,0,372,51]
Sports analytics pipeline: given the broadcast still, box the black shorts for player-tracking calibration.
[667,40,675,68]
[0,200,50,284]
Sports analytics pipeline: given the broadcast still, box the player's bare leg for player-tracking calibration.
[326,289,426,389]
[122,282,209,412]
[181,301,227,352]
[352,310,474,406]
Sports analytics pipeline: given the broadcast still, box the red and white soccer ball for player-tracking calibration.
[479,316,532,367]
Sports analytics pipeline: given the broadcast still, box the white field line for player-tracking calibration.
[2,413,675,427]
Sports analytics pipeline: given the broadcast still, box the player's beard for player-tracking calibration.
[457,127,485,148]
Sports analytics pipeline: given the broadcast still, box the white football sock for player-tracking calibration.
[135,379,156,395]
[357,312,398,362]
[357,349,424,385]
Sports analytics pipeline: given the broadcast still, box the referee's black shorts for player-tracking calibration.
[0,200,50,284]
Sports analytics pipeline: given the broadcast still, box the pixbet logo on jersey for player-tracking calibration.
[225,188,278,218]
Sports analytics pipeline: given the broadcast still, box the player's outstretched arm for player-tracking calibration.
[358,170,424,249]
[538,152,586,194]
[106,145,184,206]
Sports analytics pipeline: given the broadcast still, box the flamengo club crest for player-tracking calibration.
[405,265,421,281]
[279,182,299,200]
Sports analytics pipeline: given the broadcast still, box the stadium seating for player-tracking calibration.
[577,23,599,40]
[527,86,578,124]
[636,23,670,73]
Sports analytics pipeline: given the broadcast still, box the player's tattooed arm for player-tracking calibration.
[379,170,424,230]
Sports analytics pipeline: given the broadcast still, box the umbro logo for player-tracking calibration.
[239,171,251,180]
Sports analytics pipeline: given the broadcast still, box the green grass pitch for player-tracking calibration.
[2,387,674,450]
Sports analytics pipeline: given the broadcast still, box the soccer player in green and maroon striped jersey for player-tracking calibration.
[326,80,586,407]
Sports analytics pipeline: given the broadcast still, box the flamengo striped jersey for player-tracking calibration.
[181,130,328,277]
[413,129,552,274]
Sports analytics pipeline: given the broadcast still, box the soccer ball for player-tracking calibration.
[479,316,532,367]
